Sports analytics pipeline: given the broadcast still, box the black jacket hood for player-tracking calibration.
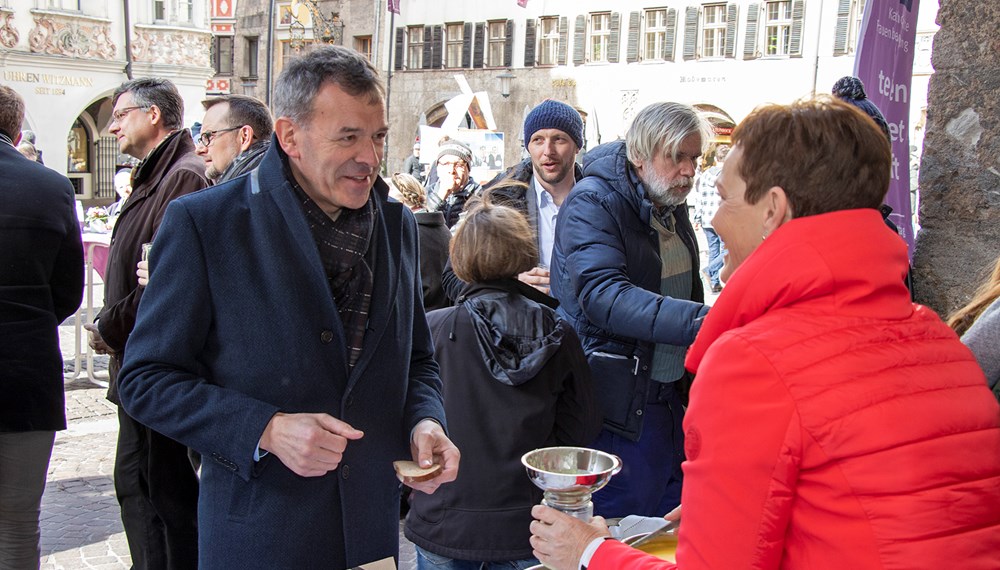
[456,279,564,386]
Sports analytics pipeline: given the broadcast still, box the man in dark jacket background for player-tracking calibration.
[195,94,272,184]
[0,84,84,569]
[442,99,585,301]
[85,77,210,569]
[402,142,425,183]
[550,102,710,519]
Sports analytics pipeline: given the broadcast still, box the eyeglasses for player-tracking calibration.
[197,126,242,147]
[109,106,147,125]
[438,159,468,171]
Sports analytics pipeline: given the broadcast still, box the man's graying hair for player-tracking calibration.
[202,94,274,140]
[112,78,185,130]
[273,46,385,122]
[0,85,26,141]
[626,102,712,165]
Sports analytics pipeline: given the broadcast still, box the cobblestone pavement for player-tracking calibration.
[47,317,417,569]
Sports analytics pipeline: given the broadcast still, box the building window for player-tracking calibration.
[487,20,507,67]
[644,8,668,60]
[246,37,259,78]
[849,0,866,52]
[588,12,611,62]
[275,40,314,77]
[152,0,165,21]
[45,0,81,10]
[538,16,559,65]
[278,2,311,26]
[213,36,234,75]
[407,26,424,69]
[701,3,727,58]
[445,23,464,68]
[355,35,373,61]
[764,0,793,56]
[176,0,192,23]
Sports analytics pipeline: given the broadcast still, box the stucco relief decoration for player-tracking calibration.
[1,11,19,48]
[28,14,117,60]
[132,28,211,67]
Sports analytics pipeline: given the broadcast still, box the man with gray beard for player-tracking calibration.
[549,102,710,519]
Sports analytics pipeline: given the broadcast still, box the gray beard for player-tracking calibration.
[643,171,691,207]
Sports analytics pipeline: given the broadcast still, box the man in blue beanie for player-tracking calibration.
[441,99,585,300]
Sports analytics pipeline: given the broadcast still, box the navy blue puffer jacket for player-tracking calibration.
[550,141,706,440]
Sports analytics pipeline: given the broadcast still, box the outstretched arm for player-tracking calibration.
[557,188,705,346]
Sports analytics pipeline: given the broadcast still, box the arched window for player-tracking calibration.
[67,118,90,173]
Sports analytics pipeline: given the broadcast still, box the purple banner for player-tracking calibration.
[387,0,400,15]
[854,0,919,257]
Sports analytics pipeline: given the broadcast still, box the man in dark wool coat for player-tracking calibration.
[0,84,84,569]
[118,46,460,569]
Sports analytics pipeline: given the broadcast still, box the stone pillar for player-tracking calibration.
[913,0,1000,316]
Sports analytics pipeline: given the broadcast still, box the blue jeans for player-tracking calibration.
[415,545,539,570]
[703,227,726,286]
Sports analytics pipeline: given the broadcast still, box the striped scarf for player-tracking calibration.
[289,181,375,369]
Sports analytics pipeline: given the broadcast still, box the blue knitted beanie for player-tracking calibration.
[523,100,584,149]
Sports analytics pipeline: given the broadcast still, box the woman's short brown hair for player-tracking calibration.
[450,197,538,283]
[732,96,891,217]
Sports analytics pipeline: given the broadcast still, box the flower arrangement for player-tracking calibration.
[85,206,110,233]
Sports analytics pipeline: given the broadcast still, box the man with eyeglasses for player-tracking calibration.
[426,139,480,228]
[196,94,273,183]
[86,77,208,570]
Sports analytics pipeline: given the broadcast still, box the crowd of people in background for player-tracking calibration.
[2,47,999,570]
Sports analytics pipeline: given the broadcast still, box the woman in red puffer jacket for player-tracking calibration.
[530,98,1000,570]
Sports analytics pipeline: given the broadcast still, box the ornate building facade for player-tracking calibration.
[201,1,937,207]
[206,0,382,103]
[1,0,213,203]
[379,0,937,178]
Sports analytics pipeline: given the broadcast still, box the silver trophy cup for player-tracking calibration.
[522,446,622,521]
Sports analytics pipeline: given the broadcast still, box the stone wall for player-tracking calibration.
[913,0,1000,316]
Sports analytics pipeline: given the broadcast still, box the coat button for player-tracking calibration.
[320,330,334,343]
[341,464,350,479]
[636,409,643,416]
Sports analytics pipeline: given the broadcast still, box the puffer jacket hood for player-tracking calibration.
[580,140,650,223]
[581,138,624,172]
[457,279,563,386]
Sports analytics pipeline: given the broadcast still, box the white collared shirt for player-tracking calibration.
[533,175,560,269]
